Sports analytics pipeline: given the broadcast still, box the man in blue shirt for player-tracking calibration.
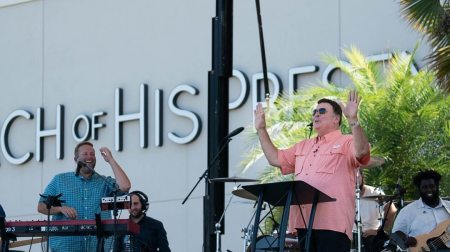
[37,141,131,252]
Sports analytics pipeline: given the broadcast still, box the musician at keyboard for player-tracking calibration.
[115,191,171,252]
[37,142,131,252]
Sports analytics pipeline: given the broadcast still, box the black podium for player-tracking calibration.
[243,180,335,252]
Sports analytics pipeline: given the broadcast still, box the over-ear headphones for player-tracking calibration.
[129,190,149,212]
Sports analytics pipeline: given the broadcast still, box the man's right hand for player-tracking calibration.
[57,206,77,219]
[254,103,267,131]
[253,103,280,167]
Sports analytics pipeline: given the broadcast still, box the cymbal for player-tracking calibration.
[232,188,258,201]
[361,156,385,169]
[209,176,260,183]
[363,195,394,203]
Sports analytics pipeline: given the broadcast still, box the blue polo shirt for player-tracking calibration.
[39,171,123,251]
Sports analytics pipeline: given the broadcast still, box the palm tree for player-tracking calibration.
[240,47,450,231]
[400,0,450,92]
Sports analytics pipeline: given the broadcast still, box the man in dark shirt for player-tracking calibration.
[117,191,170,252]
[0,204,4,218]
[0,204,5,252]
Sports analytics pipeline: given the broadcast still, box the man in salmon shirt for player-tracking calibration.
[254,91,370,252]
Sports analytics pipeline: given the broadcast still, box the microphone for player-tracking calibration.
[75,161,85,176]
[224,127,244,140]
[307,122,313,139]
[76,162,119,193]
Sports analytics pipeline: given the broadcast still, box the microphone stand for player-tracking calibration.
[354,170,362,252]
[182,138,232,205]
[81,165,120,252]
[182,138,233,252]
[214,184,240,252]
[39,193,64,252]
[242,208,257,252]
[1,216,10,252]
[396,187,405,210]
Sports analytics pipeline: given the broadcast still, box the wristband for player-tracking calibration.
[349,121,359,127]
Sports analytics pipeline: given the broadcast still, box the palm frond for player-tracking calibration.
[428,45,450,92]
[400,0,450,92]
[400,0,444,33]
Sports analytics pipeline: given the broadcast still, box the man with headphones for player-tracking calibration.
[117,190,170,252]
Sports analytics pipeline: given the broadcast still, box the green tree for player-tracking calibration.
[400,0,450,92]
[240,48,450,233]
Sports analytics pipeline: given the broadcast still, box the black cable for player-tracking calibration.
[254,0,270,100]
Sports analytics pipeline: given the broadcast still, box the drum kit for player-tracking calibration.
[352,157,405,252]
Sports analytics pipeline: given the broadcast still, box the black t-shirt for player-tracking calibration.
[116,215,170,252]
[0,204,5,217]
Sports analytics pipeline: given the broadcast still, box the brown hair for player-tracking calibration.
[73,141,94,161]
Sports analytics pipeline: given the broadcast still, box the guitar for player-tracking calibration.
[408,219,450,252]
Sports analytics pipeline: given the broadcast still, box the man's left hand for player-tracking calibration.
[99,147,112,163]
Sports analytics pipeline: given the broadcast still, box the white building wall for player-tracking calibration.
[0,0,430,251]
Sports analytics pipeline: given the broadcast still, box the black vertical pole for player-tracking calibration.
[205,0,233,251]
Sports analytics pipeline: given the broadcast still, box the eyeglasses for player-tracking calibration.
[312,108,327,116]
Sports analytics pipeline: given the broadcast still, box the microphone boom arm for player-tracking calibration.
[182,138,232,205]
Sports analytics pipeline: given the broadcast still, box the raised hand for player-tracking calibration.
[339,90,360,121]
[254,103,267,131]
[99,147,112,163]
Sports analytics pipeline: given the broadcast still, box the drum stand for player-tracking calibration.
[215,186,238,252]
[354,169,363,252]
[241,208,257,252]
[241,226,252,252]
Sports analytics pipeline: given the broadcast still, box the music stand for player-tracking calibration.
[243,180,335,252]
[40,193,64,252]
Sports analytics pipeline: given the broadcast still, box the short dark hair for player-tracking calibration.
[129,190,149,212]
[317,98,342,125]
[74,141,94,161]
[413,170,441,188]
